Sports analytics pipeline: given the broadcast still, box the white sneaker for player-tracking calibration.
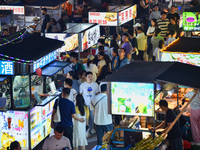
[86,129,90,138]
[91,128,96,134]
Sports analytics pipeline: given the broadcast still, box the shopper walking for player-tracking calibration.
[43,126,71,150]
[183,90,200,146]
[66,71,79,94]
[157,11,170,39]
[151,28,164,61]
[84,55,98,82]
[64,78,77,104]
[91,84,113,145]
[136,27,147,61]
[79,72,99,138]
[51,88,85,147]
[7,141,21,150]
[121,33,133,61]
[41,8,50,36]
[146,19,158,61]
[73,94,89,150]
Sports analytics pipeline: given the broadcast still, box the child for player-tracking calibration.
[153,40,164,61]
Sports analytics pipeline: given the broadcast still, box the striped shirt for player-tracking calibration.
[157,18,170,38]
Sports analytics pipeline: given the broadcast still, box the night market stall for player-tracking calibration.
[46,23,100,59]
[160,37,200,67]
[101,61,200,150]
[0,30,70,150]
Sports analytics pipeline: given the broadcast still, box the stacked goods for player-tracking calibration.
[129,135,165,150]
[129,91,198,150]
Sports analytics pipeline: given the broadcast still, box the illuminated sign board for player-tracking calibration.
[45,33,79,52]
[183,12,200,31]
[0,6,24,15]
[82,25,100,51]
[0,111,29,149]
[119,5,137,26]
[89,12,118,26]
[33,50,58,72]
[0,61,14,75]
[30,98,56,149]
[161,52,200,67]
[88,5,137,26]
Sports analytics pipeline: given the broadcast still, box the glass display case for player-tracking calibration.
[12,75,31,108]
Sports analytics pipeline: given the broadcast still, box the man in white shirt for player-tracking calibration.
[91,84,113,145]
[42,126,72,150]
[149,4,161,21]
[64,78,77,104]
[80,71,99,137]
[136,27,147,60]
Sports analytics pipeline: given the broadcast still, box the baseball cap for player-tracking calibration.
[133,23,141,27]
[32,17,39,21]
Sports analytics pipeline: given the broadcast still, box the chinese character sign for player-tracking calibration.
[89,12,118,26]
[0,6,24,15]
[0,61,14,75]
[183,12,200,31]
[119,5,137,26]
[82,25,100,51]
[33,50,58,72]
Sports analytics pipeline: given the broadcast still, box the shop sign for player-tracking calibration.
[33,50,58,72]
[82,25,100,51]
[0,6,24,15]
[89,12,118,26]
[0,61,14,75]
[183,12,200,31]
[118,5,137,26]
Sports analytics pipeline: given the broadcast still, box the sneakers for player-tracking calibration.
[91,128,96,134]
[191,141,200,146]
[86,129,90,138]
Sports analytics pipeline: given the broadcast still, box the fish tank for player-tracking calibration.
[111,82,154,117]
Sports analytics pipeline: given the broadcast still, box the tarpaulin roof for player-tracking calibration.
[0,10,12,18]
[27,0,66,6]
[102,61,200,88]
[161,37,200,53]
[0,30,64,61]
[185,5,200,12]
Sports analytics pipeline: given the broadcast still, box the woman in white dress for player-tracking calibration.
[73,94,89,150]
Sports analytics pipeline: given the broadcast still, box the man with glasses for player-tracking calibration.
[112,48,129,71]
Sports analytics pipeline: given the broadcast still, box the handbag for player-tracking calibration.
[54,99,61,123]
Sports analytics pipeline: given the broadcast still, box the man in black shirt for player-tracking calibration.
[150,100,183,150]
[41,8,50,36]
[167,5,180,23]
[58,13,68,32]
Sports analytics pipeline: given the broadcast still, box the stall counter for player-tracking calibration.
[0,95,59,150]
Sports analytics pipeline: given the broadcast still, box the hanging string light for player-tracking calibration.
[0,29,27,47]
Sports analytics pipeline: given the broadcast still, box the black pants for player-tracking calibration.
[167,137,183,150]
[138,50,144,60]
[95,124,113,145]
[63,126,73,148]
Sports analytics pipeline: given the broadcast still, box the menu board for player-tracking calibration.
[161,52,200,67]
[30,98,56,149]
[111,82,154,116]
[0,111,29,150]
[0,6,24,15]
[183,12,200,31]
[81,25,100,51]
[89,12,118,26]
[0,61,14,75]
[118,5,137,26]
[45,33,79,52]
[33,50,58,72]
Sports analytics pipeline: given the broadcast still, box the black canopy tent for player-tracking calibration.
[102,61,200,88]
[161,37,200,53]
[185,5,200,12]
[27,0,66,6]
